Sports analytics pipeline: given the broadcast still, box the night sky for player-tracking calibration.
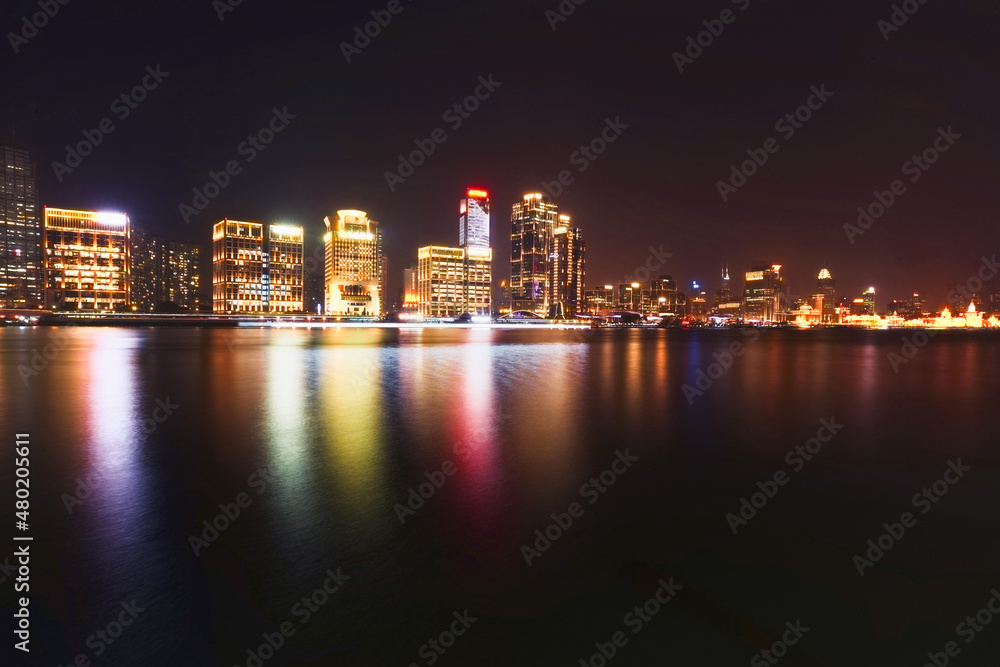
[3,0,999,306]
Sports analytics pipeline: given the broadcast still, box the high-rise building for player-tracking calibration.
[417,245,464,318]
[324,210,383,316]
[213,219,301,313]
[265,225,304,313]
[743,263,785,323]
[617,282,642,311]
[817,268,836,322]
[459,188,492,316]
[511,193,558,314]
[0,143,42,308]
[168,240,201,311]
[43,208,130,311]
[132,229,202,312]
[862,286,876,316]
[213,219,265,312]
[651,275,680,314]
[547,218,585,317]
[416,245,492,318]
[459,188,490,250]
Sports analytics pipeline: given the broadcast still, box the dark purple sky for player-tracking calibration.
[3,0,999,307]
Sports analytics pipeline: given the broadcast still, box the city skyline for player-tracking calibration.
[3,2,996,308]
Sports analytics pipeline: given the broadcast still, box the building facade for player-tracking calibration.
[324,210,383,316]
[265,225,304,313]
[817,268,836,322]
[510,193,558,314]
[132,229,201,312]
[43,208,130,310]
[213,219,302,313]
[743,263,785,323]
[459,188,490,250]
[417,245,464,318]
[546,219,585,317]
[0,144,42,308]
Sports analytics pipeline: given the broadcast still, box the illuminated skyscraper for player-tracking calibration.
[213,220,264,312]
[324,209,383,316]
[817,268,836,322]
[511,193,559,314]
[402,266,418,310]
[460,188,490,249]
[862,286,875,316]
[43,208,130,310]
[417,245,463,318]
[265,225,304,313]
[546,218,585,317]
[212,219,302,312]
[132,229,202,312]
[743,263,785,323]
[0,143,42,308]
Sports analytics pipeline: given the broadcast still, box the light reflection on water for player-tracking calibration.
[2,326,999,665]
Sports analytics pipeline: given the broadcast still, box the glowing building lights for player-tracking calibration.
[42,208,131,311]
[324,209,383,316]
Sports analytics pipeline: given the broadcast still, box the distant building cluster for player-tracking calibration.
[2,139,999,324]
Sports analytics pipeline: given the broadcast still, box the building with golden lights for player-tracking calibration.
[132,228,201,312]
[416,245,492,318]
[324,210,383,316]
[743,262,785,323]
[547,219,585,317]
[43,207,130,310]
[511,193,559,315]
[212,219,303,313]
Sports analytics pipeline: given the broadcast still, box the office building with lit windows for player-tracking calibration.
[213,219,265,312]
[460,189,490,250]
[265,225,304,313]
[43,208,130,311]
[817,268,836,322]
[213,219,302,313]
[743,263,785,323]
[324,209,383,316]
[547,219,585,317]
[417,245,464,317]
[0,143,42,308]
[510,193,558,314]
[132,229,202,312]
